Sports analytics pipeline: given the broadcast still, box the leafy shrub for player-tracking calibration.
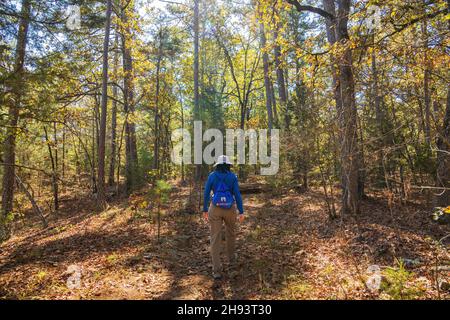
[148,180,172,242]
[380,259,424,299]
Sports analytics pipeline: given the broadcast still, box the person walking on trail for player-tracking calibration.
[203,155,244,279]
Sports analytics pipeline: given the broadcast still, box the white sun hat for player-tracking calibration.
[213,155,233,167]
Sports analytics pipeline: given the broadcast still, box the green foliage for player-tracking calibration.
[413,144,435,174]
[138,148,154,181]
[148,180,172,243]
[51,225,71,235]
[282,274,313,299]
[23,269,51,298]
[5,211,18,223]
[106,254,119,266]
[380,259,424,299]
[152,180,172,205]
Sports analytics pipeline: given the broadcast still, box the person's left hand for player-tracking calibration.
[238,214,245,223]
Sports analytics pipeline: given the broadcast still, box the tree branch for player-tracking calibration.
[286,0,335,21]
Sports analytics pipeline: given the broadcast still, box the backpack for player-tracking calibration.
[212,172,234,209]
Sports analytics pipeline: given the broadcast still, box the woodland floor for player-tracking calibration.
[0,182,449,300]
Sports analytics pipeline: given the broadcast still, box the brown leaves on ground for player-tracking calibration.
[0,185,448,300]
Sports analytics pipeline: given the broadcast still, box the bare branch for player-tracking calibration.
[286,0,335,21]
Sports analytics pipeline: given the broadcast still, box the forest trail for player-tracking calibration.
[0,184,448,300]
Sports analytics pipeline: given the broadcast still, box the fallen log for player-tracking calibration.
[239,183,270,194]
[239,183,306,194]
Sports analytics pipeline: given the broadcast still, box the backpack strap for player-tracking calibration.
[214,172,229,190]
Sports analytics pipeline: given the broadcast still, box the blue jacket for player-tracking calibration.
[203,170,244,214]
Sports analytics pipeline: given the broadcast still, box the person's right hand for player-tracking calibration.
[202,211,209,223]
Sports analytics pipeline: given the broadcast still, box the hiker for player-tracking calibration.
[203,155,244,279]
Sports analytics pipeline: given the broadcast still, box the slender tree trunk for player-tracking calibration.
[422,19,432,146]
[284,68,289,100]
[90,108,97,193]
[1,0,31,241]
[323,0,342,110]
[270,80,278,126]
[108,33,119,187]
[97,0,113,207]
[291,10,304,102]
[259,23,274,130]
[53,122,58,175]
[153,29,163,172]
[372,43,383,136]
[284,66,291,129]
[358,115,366,199]
[44,126,59,211]
[371,41,389,187]
[273,27,288,128]
[116,118,126,196]
[62,115,66,179]
[193,0,201,181]
[240,102,246,130]
[181,109,185,182]
[94,93,100,151]
[121,5,139,193]
[176,81,185,183]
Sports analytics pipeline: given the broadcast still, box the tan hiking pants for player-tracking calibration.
[208,204,237,273]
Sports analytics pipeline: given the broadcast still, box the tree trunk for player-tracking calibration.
[1,0,31,241]
[121,5,139,193]
[97,0,113,207]
[323,0,360,210]
[273,27,288,128]
[153,29,163,172]
[193,0,201,181]
[62,115,66,179]
[108,33,119,187]
[288,1,362,211]
[44,126,59,211]
[323,0,342,111]
[371,44,382,179]
[422,19,432,146]
[53,122,59,177]
[270,80,278,126]
[259,23,274,130]
[323,0,344,193]
[336,0,360,214]
[91,108,98,194]
[176,81,185,183]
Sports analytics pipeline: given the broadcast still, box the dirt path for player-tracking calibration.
[0,186,448,299]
